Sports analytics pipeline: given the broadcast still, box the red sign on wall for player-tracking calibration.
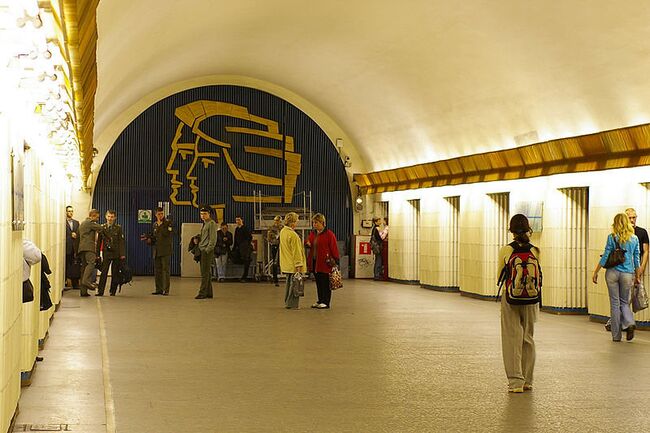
[359,241,371,255]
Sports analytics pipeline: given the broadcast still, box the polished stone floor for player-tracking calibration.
[15,277,650,433]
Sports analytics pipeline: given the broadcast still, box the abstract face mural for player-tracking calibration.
[166,100,302,220]
[94,85,351,277]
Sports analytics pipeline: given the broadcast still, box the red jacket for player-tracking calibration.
[306,229,339,273]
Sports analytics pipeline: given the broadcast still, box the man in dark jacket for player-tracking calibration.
[65,205,80,289]
[151,207,174,295]
[78,209,103,297]
[96,209,126,296]
[234,215,253,282]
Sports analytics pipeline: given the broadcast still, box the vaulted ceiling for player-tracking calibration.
[92,1,650,183]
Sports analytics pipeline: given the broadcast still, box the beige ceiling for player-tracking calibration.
[94,0,650,175]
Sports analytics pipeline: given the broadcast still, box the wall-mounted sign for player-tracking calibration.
[513,201,543,232]
[354,235,374,278]
[138,209,152,224]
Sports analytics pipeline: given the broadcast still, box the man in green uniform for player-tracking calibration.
[195,206,217,299]
[78,209,103,297]
[151,207,174,295]
[96,209,126,296]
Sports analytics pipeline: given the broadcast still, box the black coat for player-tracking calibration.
[215,230,233,257]
[234,224,253,259]
[65,218,80,255]
[40,253,53,311]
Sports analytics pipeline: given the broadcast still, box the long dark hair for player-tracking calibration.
[509,214,531,244]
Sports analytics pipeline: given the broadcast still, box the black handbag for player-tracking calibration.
[22,279,34,303]
[68,256,82,279]
[603,238,626,269]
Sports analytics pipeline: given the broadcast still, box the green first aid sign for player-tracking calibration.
[138,209,152,224]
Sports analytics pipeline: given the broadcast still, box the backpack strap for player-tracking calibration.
[509,241,533,253]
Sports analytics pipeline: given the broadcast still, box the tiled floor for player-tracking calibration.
[15,276,650,432]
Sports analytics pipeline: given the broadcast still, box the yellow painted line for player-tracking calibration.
[97,299,117,433]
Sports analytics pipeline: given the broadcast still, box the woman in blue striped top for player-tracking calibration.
[592,213,641,342]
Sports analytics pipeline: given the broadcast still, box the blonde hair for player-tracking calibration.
[312,213,326,226]
[284,212,299,226]
[612,213,634,244]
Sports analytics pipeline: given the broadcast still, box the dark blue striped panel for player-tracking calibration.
[93,85,351,275]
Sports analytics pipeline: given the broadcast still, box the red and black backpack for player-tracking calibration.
[497,242,542,305]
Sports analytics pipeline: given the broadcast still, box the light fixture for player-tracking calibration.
[354,185,364,211]
[16,10,42,28]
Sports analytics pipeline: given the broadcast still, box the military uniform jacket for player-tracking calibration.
[153,219,173,257]
[78,218,103,253]
[97,223,126,259]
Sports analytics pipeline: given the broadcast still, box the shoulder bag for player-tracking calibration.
[632,282,649,313]
[603,238,626,269]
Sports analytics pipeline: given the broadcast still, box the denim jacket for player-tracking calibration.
[598,233,640,274]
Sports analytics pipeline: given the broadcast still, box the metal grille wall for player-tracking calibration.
[486,193,510,296]
[444,196,460,288]
[93,85,352,275]
[557,187,589,311]
[408,199,420,279]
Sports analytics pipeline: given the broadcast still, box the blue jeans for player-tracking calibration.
[374,253,383,279]
[605,269,635,341]
[215,254,227,279]
[284,273,299,308]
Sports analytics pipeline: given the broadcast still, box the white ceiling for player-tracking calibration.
[94,0,650,173]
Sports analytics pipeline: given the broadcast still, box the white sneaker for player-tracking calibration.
[316,303,329,309]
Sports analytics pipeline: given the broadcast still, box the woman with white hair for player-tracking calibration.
[279,212,306,309]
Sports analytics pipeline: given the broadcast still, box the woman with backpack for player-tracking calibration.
[592,213,641,342]
[498,214,541,393]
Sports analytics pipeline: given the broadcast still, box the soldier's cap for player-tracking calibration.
[199,206,212,213]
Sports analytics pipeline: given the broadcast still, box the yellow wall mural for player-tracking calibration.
[165,100,302,221]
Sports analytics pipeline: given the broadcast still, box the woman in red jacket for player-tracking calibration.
[306,213,340,309]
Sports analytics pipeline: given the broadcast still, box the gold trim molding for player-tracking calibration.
[62,0,98,187]
[354,123,650,194]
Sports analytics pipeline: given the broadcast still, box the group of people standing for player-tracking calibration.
[592,208,648,341]
[280,212,340,310]
[65,206,128,297]
[499,207,648,394]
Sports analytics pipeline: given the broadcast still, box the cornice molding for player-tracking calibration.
[62,0,98,188]
[354,123,650,193]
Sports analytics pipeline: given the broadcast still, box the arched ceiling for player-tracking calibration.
[94,0,650,176]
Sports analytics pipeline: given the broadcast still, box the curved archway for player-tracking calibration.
[92,84,352,275]
[93,75,365,190]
